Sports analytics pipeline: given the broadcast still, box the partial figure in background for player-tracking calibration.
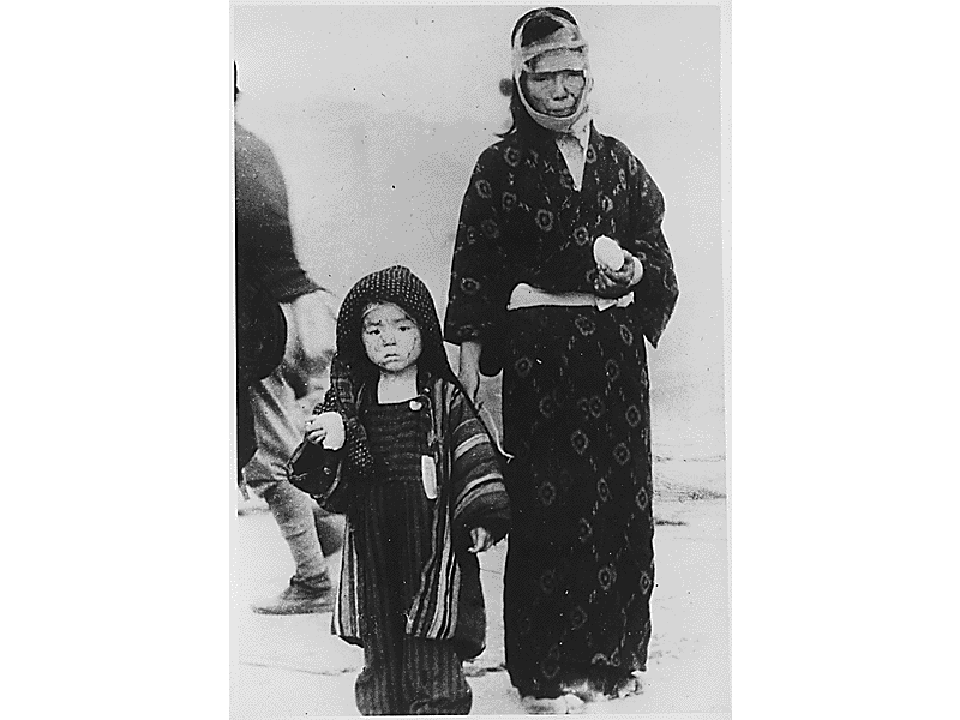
[444,7,679,713]
[235,64,343,615]
[288,265,510,715]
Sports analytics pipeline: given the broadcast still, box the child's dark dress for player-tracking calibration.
[286,265,510,716]
[352,397,471,714]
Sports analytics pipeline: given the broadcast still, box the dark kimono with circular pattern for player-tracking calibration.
[444,122,678,698]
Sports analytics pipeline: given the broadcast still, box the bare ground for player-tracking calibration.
[231,457,729,718]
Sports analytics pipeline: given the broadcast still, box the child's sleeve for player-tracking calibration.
[287,358,377,514]
[286,389,349,511]
[325,355,377,485]
[448,388,511,545]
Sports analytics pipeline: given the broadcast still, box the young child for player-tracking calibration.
[288,265,510,715]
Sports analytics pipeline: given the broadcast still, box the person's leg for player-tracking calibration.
[353,485,405,715]
[354,641,404,715]
[245,368,333,614]
[313,505,345,557]
[402,637,473,715]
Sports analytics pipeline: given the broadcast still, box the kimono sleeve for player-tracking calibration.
[325,355,376,484]
[443,146,512,345]
[286,387,348,509]
[286,361,373,515]
[624,153,680,347]
[446,388,511,546]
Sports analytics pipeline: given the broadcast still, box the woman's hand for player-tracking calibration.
[458,341,482,403]
[594,254,642,299]
[286,291,337,372]
[305,411,345,449]
[468,527,495,553]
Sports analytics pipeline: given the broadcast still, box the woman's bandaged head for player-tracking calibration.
[511,8,593,133]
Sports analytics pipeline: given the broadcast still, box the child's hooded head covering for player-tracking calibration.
[335,265,455,385]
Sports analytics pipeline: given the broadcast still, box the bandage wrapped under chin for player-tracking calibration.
[512,9,594,133]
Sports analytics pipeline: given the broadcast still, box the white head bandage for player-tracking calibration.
[511,9,593,134]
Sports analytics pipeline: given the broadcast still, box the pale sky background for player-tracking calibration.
[232,3,724,457]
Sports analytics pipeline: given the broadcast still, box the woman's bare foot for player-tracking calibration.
[560,679,608,704]
[520,694,586,714]
[614,673,644,698]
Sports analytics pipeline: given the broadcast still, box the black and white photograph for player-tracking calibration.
[231,2,729,716]
[10,2,960,719]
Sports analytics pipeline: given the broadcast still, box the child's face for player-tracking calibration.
[361,303,422,374]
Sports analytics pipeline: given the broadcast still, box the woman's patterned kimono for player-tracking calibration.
[444,122,678,697]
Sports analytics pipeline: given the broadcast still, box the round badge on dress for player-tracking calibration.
[409,399,423,412]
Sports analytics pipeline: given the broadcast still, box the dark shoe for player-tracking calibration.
[251,579,335,615]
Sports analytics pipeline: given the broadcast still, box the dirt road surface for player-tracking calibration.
[231,458,729,718]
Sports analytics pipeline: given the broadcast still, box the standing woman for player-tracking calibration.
[444,7,679,711]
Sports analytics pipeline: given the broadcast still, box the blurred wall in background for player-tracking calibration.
[233,4,724,459]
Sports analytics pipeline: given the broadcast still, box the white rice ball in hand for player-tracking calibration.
[593,235,626,271]
[305,411,345,450]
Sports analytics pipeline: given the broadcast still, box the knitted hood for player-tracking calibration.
[335,265,454,385]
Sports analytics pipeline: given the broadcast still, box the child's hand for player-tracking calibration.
[468,527,495,554]
[305,411,345,449]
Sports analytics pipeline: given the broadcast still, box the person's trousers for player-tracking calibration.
[355,635,472,715]
[243,367,330,587]
[352,475,472,715]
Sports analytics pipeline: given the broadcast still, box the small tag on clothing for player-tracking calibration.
[421,455,438,500]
